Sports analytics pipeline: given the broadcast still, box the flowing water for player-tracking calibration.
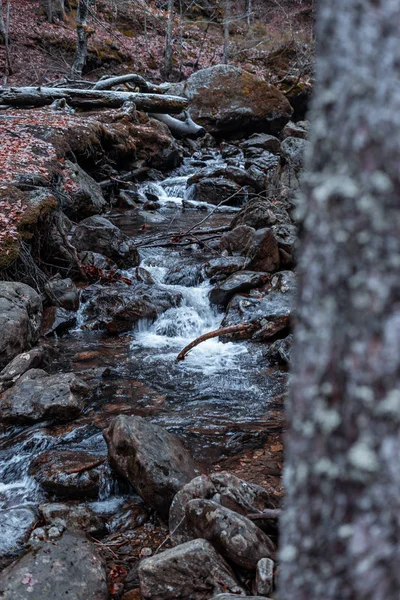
[0,153,287,548]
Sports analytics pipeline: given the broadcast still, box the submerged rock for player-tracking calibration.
[185,499,275,569]
[0,282,42,366]
[30,450,108,500]
[181,65,293,137]
[139,538,244,600]
[104,415,198,519]
[71,215,139,269]
[0,369,88,424]
[0,530,108,599]
[41,307,77,337]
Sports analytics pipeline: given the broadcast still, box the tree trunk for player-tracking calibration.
[280,2,400,600]
[0,0,12,77]
[72,0,93,77]
[245,0,252,26]
[222,0,230,64]
[0,87,188,113]
[165,0,174,80]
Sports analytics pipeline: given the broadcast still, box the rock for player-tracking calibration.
[41,307,77,336]
[0,282,42,366]
[138,538,244,600]
[169,472,276,544]
[209,271,269,307]
[0,368,87,422]
[241,132,281,154]
[182,65,293,137]
[221,271,297,341]
[0,369,88,424]
[281,119,309,140]
[253,557,275,597]
[0,530,108,599]
[81,282,182,335]
[211,596,269,600]
[63,160,108,219]
[186,176,245,206]
[184,499,275,569]
[0,347,44,393]
[103,415,198,519]
[266,334,293,366]
[30,451,108,500]
[71,215,139,269]
[165,264,204,286]
[280,136,310,170]
[272,223,298,265]
[0,507,37,561]
[187,165,264,194]
[219,225,255,255]
[244,150,281,183]
[44,277,79,311]
[39,503,105,537]
[79,250,117,271]
[246,228,281,273]
[204,256,248,281]
[230,198,278,230]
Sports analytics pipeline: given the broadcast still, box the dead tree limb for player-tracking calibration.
[93,74,163,93]
[0,87,189,113]
[176,323,254,362]
[149,111,206,139]
[65,457,106,475]
[247,509,282,521]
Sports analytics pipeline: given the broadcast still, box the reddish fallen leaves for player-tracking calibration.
[0,198,27,253]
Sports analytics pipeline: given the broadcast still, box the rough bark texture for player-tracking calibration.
[72,0,94,77]
[280,2,400,599]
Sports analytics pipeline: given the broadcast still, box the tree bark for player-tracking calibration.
[93,74,163,93]
[280,2,400,599]
[165,0,174,79]
[149,111,205,138]
[223,0,230,64]
[72,0,94,77]
[0,87,189,113]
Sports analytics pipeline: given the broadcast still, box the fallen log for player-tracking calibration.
[149,110,206,138]
[0,87,189,113]
[93,74,163,93]
[176,323,254,362]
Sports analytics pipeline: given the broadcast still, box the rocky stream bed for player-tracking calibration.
[0,65,308,599]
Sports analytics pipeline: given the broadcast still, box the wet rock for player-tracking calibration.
[0,282,42,366]
[219,225,255,255]
[221,271,296,341]
[185,499,275,569]
[139,538,244,600]
[169,472,275,544]
[39,502,106,537]
[165,264,204,286]
[280,136,310,170]
[182,65,293,137]
[253,557,275,597]
[0,369,88,424]
[0,530,108,599]
[272,223,298,266]
[63,159,108,219]
[204,256,248,281]
[220,143,241,158]
[186,176,245,206]
[230,198,278,230]
[211,596,268,600]
[246,228,281,273]
[30,451,108,500]
[104,415,198,519]
[41,307,77,336]
[0,347,44,393]
[0,507,37,561]
[244,151,281,183]
[81,282,182,335]
[266,334,293,366]
[281,120,309,140]
[79,250,117,271]
[71,215,139,269]
[209,271,269,307]
[44,277,79,311]
[187,165,264,193]
[241,133,281,154]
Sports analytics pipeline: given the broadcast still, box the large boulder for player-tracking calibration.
[0,282,42,366]
[62,160,108,220]
[181,65,293,137]
[184,499,275,569]
[103,415,198,519]
[138,539,244,600]
[30,450,108,500]
[0,531,108,599]
[81,282,182,334]
[0,369,88,424]
[71,215,139,269]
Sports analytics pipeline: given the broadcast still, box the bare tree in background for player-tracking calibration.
[165,0,174,79]
[72,0,95,78]
[280,1,400,599]
[222,0,230,64]
[245,0,252,26]
[0,0,12,79]
[41,0,65,22]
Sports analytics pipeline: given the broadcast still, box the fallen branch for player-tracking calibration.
[0,87,188,113]
[93,74,163,93]
[176,323,254,362]
[247,509,282,521]
[149,111,205,139]
[65,457,106,475]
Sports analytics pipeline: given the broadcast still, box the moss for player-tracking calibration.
[0,238,20,269]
